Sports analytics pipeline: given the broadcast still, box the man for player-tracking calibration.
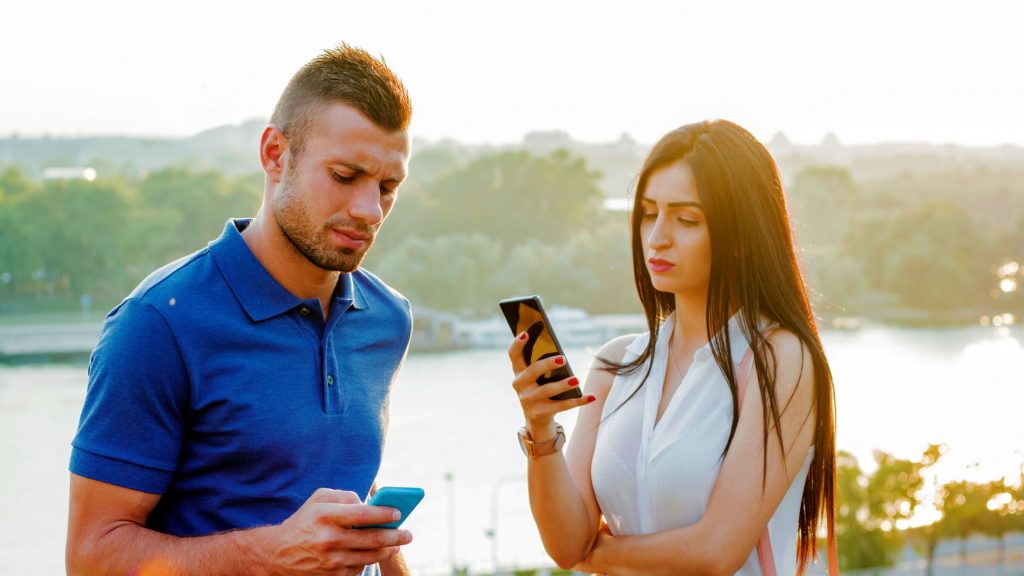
[67,44,415,575]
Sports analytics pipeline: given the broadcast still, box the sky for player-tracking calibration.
[3,0,1023,147]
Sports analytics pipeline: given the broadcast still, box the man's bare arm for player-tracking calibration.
[67,474,411,576]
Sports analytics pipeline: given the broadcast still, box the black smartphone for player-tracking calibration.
[498,295,582,400]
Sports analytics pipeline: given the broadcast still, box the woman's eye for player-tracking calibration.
[641,213,657,220]
[678,218,699,226]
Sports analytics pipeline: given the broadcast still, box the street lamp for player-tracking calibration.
[444,472,456,575]
[485,475,526,573]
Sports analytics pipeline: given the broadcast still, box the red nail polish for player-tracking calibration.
[568,377,579,387]
[519,332,528,341]
[587,395,597,402]
[555,357,565,365]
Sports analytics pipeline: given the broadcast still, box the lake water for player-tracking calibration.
[1,324,1022,575]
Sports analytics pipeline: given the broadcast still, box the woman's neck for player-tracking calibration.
[672,293,710,348]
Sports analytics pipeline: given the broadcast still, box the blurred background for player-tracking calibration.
[1,1,1023,574]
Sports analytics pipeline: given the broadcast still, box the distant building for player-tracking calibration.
[42,167,97,181]
[602,197,631,212]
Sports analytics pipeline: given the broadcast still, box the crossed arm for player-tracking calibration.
[66,475,412,576]
[511,330,817,575]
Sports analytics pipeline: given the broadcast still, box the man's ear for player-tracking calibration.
[260,125,288,184]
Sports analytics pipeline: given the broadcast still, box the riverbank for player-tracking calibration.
[0,322,101,363]
[1,306,1018,364]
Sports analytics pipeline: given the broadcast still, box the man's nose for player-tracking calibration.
[348,183,384,225]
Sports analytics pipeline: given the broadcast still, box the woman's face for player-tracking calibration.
[638,160,712,298]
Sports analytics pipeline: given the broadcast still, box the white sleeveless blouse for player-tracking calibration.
[591,313,813,575]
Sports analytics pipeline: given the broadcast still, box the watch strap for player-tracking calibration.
[518,424,565,458]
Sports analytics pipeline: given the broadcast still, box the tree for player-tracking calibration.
[834,451,903,570]
[415,150,604,246]
[20,177,135,302]
[935,479,990,570]
[843,202,994,311]
[408,146,462,184]
[0,168,44,309]
[134,167,260,268]
[372,234,504,315]
[786,165,860,249]
[976,478,1024,576]
[834,446,943,571]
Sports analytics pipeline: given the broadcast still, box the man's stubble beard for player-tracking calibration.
[272,165,376,273]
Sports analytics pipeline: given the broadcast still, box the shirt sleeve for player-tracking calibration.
[70,297,189,494]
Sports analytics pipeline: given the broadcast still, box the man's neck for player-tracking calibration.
[241,216,339,318]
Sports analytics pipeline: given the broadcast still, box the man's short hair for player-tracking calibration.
[270,43,412,156]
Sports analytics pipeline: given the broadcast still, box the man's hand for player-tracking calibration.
[262,488,413,575]
[67,475,413,576]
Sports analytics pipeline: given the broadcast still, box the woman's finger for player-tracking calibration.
[507,331,530,374]
[511,354,568,393]
[519,375,581,403]
[523,388,597,420]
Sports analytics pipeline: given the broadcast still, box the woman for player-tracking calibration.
[508,120,837,575]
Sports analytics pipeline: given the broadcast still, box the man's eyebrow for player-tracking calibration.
[337,161,368,174]
[640,198,704,209]
[336,161,406,183]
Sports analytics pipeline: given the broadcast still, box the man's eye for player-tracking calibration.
[641,213,657,220]
[332,173,355,184]
[380,186,396,195]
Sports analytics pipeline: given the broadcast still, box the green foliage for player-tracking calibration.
[785,162,1022,322]
[1,146,1020,325]
[408,146,462,184]
[368,149,629,316]
[787,165,860,249]
[374,234,504,315]
[836,445,1024,573]
[843,202,994,311]
[415,149,604,246]
[835,451,906,569]
[0,166,261,312]
[835,445,943,570]
[134,167,260,266]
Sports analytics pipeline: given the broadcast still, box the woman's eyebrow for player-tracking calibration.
[640,198,703,209]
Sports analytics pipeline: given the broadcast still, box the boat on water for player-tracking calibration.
[410,306,646,352]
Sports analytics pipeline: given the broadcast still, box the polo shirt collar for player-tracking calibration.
[336,268,368,311]
[210,219,366,322]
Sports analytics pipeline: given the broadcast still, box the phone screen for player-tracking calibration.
[500,296,580,399]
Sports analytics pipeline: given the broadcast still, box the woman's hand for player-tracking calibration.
[508,331,595,439]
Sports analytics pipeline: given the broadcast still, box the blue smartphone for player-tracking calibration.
[359,486,425,529]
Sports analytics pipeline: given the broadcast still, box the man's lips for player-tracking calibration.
[648,258,675,273]
[331,228,371,249]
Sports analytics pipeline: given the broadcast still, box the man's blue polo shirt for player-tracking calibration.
[71,219,412,536]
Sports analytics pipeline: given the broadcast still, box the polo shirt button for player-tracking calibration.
[299,307,310,316]
[327,375,334,386]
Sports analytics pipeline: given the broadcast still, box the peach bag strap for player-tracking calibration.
[736,347,839,576]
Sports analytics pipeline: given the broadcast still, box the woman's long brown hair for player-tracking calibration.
[601,119,835,572]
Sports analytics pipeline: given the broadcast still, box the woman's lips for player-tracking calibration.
[648,258,675,273]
